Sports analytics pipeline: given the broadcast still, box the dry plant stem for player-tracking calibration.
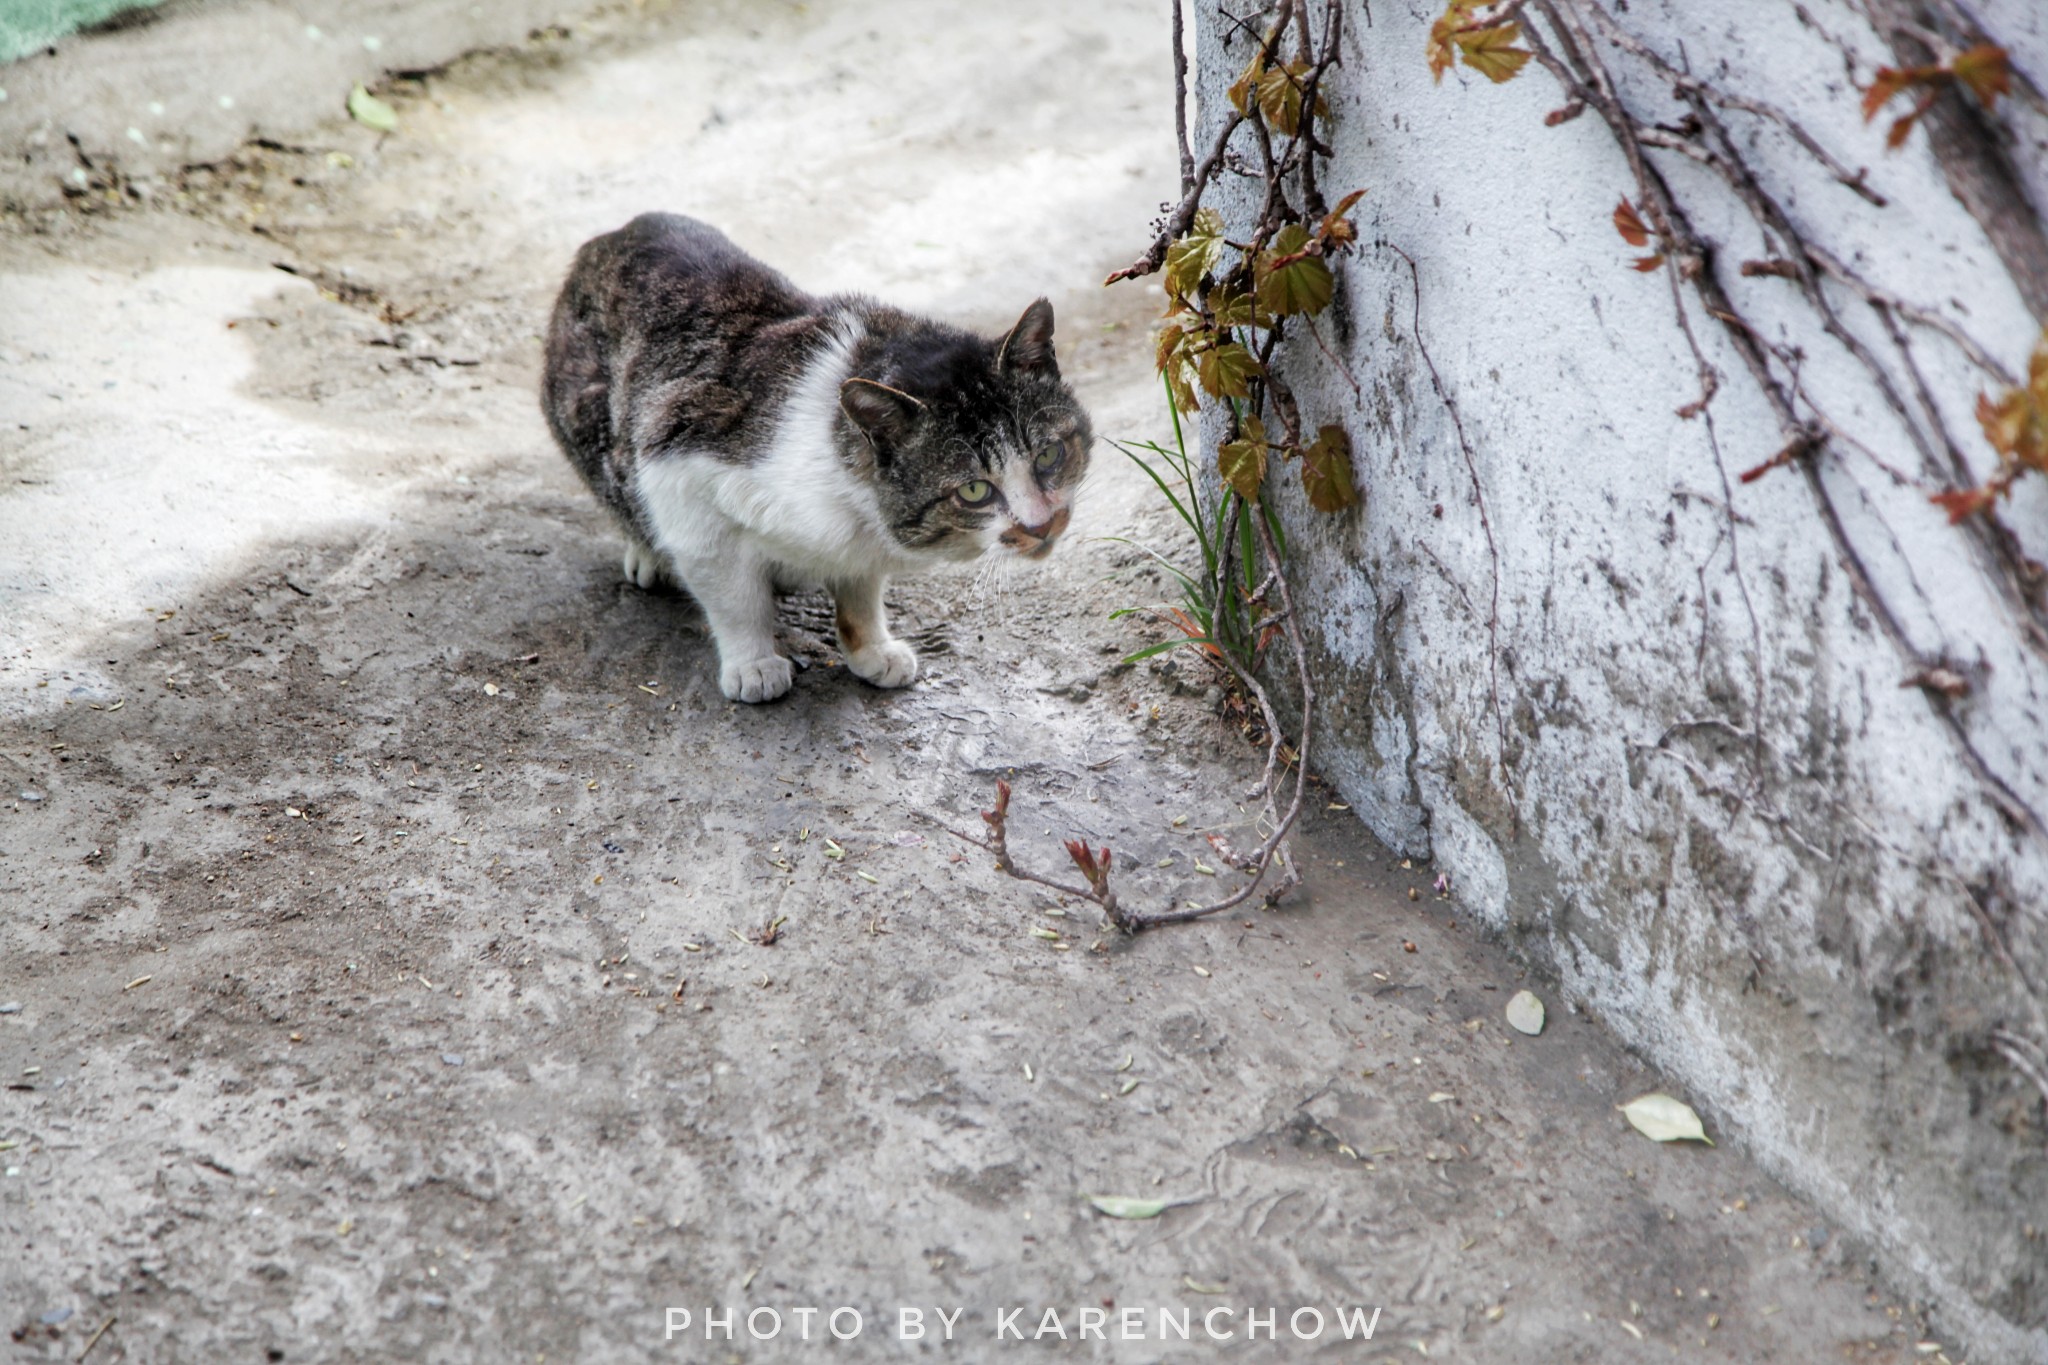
[1387,243,1515,819]
[1574,3,1886,207]
[944,514,1310,932]
[1104,8,1291,285]
[1173,0,1195,194]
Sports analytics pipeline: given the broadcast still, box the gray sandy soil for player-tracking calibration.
[0,1,1952,1361]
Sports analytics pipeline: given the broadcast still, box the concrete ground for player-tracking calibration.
[0,1,1956,1360]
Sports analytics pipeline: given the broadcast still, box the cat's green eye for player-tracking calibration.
[958,479,995,506]
[1034,444,1063,472]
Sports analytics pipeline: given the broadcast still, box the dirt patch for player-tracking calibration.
[0,1,1946,1360]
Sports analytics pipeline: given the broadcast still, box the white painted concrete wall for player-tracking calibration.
[1191,2,2048,1358]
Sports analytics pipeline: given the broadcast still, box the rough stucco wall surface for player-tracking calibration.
[1192,2,2048,1360]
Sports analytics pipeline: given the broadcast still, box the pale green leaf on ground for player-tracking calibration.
[1088,1195,1169,1219]
[1621,1092,1712,1144]
[1505,989,1545,1035]
[348,83,397,132]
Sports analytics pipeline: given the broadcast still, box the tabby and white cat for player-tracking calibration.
[541,212,1093,702]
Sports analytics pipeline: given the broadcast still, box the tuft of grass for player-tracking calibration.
[1109,377,1286,678]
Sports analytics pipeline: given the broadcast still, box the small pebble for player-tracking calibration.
[0,1003,21,1014]
[441,1053,464,1067]
[19,790,44,802]
[39,1308,71,1326]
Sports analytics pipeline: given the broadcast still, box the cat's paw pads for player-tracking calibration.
[622,540,666,590]
[848,639,918,689]
[720,654,794,704]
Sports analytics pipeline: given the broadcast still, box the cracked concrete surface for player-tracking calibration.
[0,1,1950,1360]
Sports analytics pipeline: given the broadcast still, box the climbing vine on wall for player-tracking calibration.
[1421,0,2048,1109]
[946,0,1358,932]
[1428,0,2048,533]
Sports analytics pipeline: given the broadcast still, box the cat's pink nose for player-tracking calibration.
[1020,516,1060,539]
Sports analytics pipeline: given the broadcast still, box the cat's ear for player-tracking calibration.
[840,378,927,456]
[996,298,1058,377]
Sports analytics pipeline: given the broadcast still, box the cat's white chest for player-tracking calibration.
[628,313,907,583]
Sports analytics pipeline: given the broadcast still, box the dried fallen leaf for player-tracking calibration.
[1031,927,1061,941]
[1620,1092,1713,1145]
[1505,989,1546,1036]
[347,83,397,132]
[1088,1195,1169,1219]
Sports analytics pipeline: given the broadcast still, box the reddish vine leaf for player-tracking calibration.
[1197,339,1261,399]
[1931,484,2003,522]
[1300,424,1358,512]
[1613,197,1652,247]
[1861,64,1935,122]
[1863,46,2008,150]
[1155,320,1190,374]
[1318,188,1367,247]
[1453,22,1531,83]
[1218,414,1270,502]
[1886,98,1936,150]
[1256,224,1335,317]
[1937,328,2048,521]
[1631,253,1667,273]
[1951,44,2010,109]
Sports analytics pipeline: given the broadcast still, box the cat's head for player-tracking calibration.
[839,300,1092,563]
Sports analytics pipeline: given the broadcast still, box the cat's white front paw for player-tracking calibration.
[622,538,666,590]
[721,654,794,703]
[847,639,918,689]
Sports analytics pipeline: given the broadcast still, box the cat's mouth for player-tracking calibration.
[999,506,1072,560]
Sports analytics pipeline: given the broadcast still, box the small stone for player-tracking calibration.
[39,1307,72,1326]
[19,790,43,802]
[441,1053,464,1067]
[420,1292,447,1308]
[0,1003,19,1013]
[1505,990,1546,1036]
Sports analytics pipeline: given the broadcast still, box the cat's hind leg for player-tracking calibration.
[832,576,917,689]
[672,547,793,703]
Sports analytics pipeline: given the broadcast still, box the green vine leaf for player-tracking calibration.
[1210,286,1256,328]
[1197,339,1261,399]
[1218,415,1270,502]
[1164,207,1226,300]
[1300,424,1358,512]
[1255,224,1334,318]
[1228,51,1265,114]
[1256,61,1327,138]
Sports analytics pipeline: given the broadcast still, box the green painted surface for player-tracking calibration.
[1,0,169,63]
